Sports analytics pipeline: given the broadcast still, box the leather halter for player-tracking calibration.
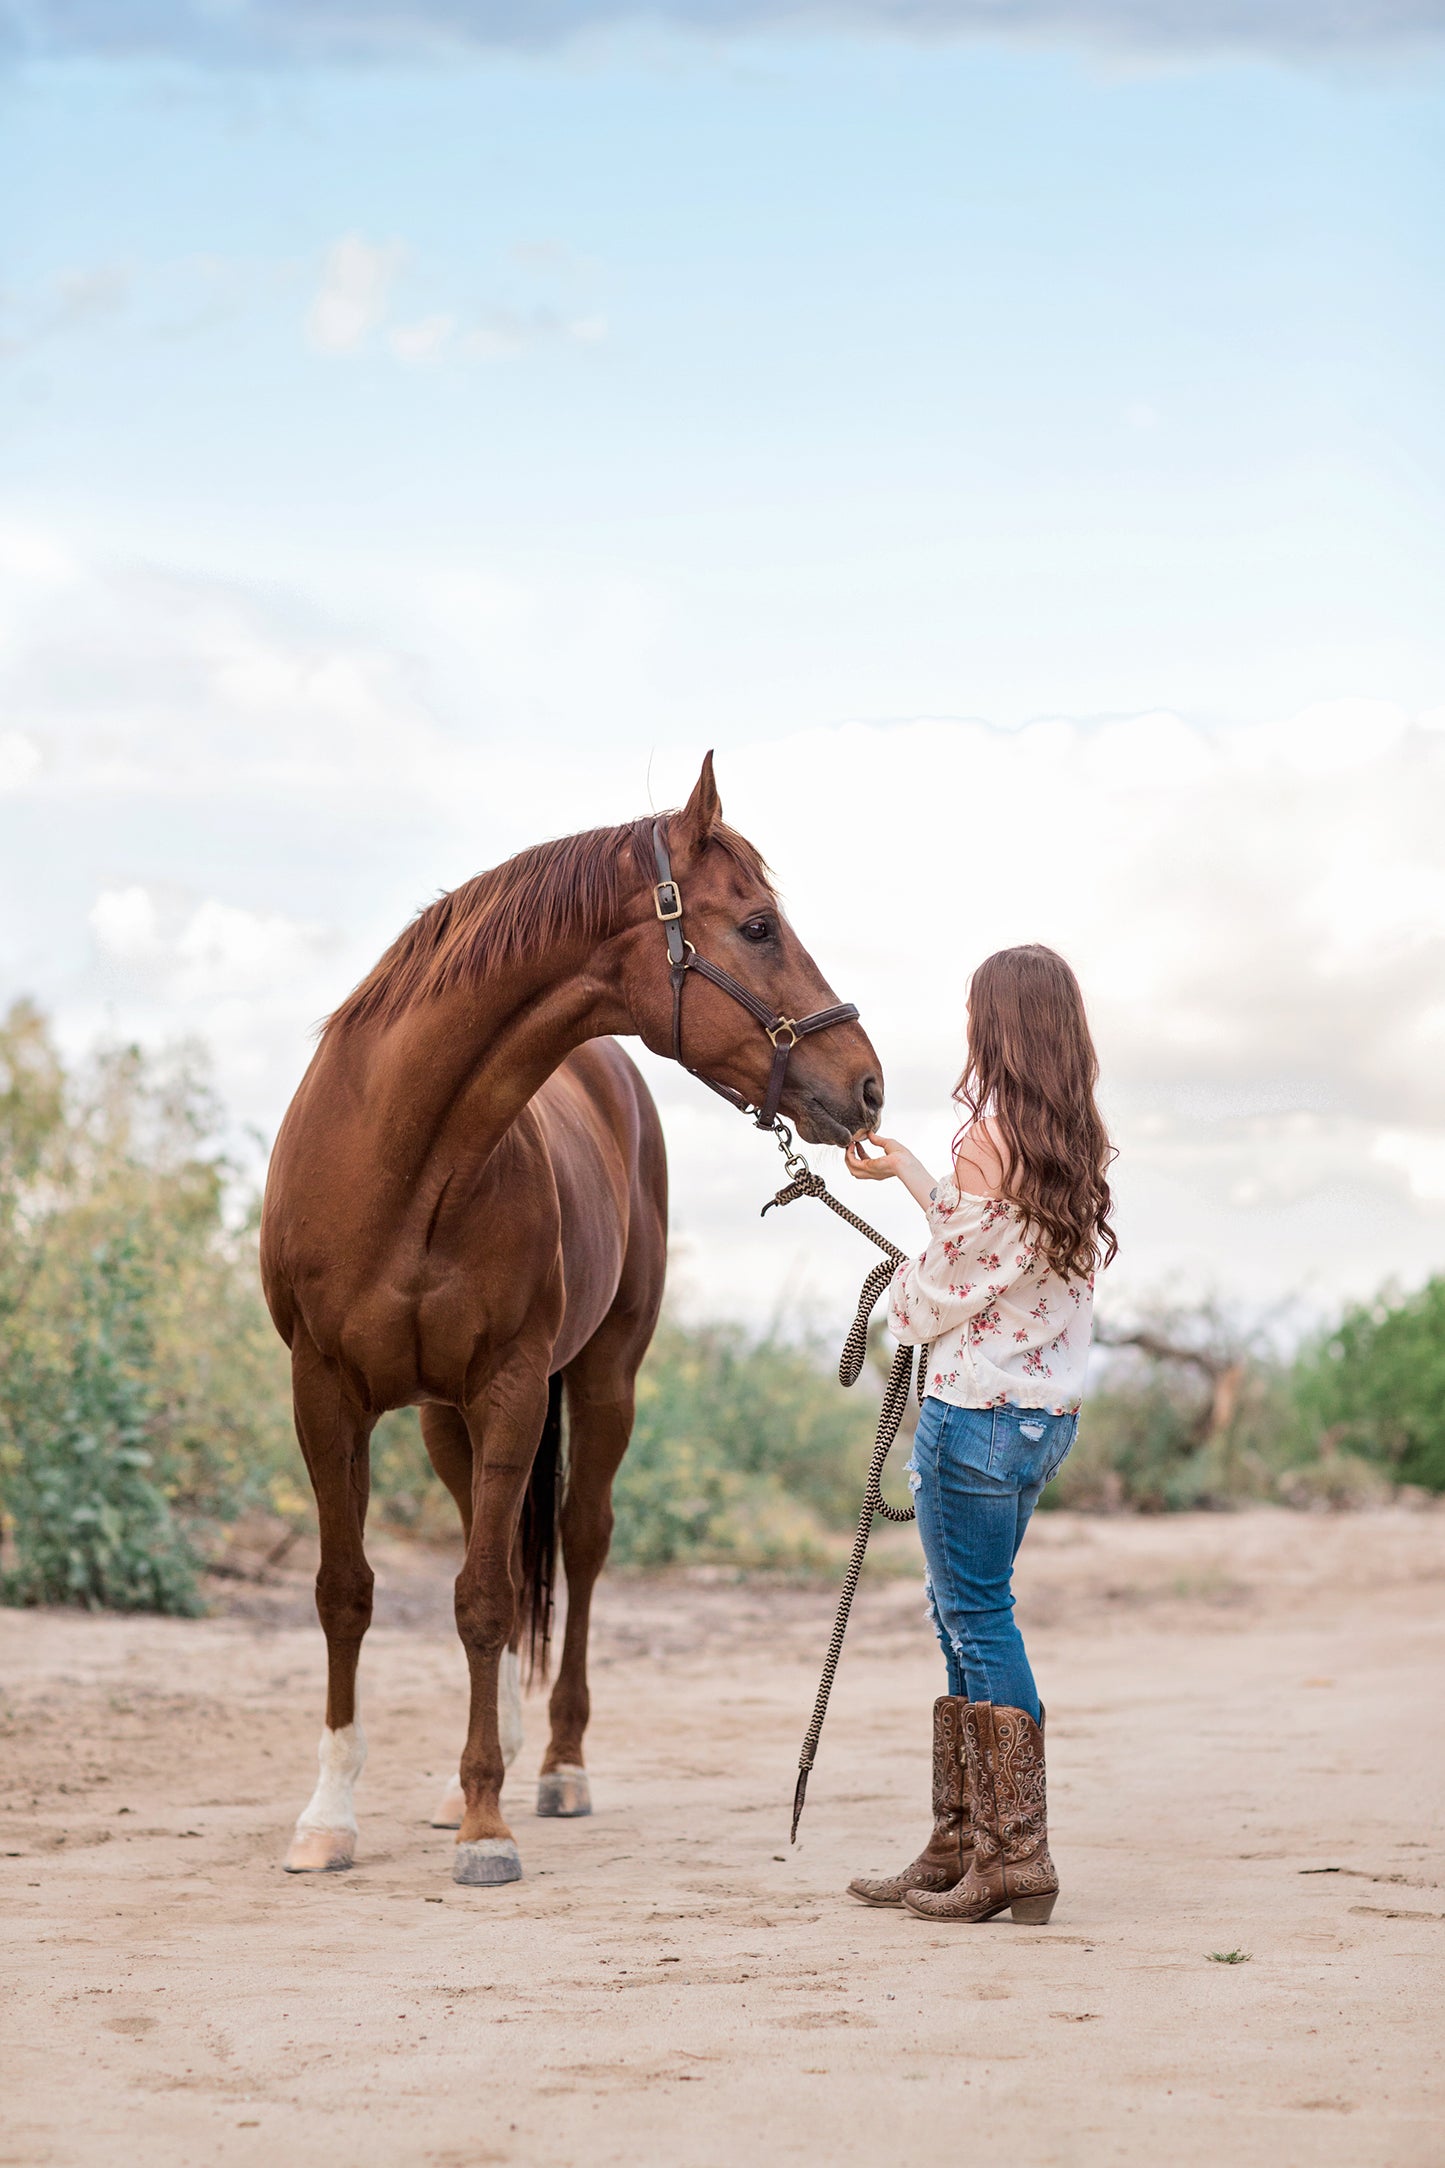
[650,818,860,1132]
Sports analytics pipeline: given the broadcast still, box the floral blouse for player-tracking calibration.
[887,1177,1094,1414]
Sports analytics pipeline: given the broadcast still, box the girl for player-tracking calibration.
[843,944,1115,1925]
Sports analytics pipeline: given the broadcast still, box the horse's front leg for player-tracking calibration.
[450,1361,549,1887]
[420,1403,522,1831]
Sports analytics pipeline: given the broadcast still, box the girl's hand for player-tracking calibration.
[847,1134,939,1215]
[846,1134,912,1182]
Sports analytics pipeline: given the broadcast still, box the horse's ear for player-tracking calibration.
[674,751,722,860]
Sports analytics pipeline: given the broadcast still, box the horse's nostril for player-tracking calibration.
[860,1072,884,1117]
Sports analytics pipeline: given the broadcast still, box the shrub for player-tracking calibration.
[1048,1301,1314,1512]
[2,1231,200,1612]
[1292,1277,1445,1491]
[0,1003,294,1610]
[611,1317,886,1568]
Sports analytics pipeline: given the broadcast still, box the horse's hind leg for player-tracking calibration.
[421,1404,522,1830]
[536,1350,638,1819]
[283,1333,376,1873]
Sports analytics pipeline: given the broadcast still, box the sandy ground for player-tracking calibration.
[2,1507,1443,2168]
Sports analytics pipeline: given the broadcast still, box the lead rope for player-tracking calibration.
[760,1131,929,1842]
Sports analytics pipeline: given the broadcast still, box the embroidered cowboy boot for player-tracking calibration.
[847,1696,972,1906]
[903,1700,1058,1923]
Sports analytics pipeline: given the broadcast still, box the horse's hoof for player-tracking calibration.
[429,1776,465,1829]
[283,1826,355,1872]
[452,1838,523,1887]
[536,1765,592,1818]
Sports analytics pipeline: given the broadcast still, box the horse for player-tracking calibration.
[259,755,883,1887]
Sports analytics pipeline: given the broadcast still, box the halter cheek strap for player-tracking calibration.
[650,819,860,1132]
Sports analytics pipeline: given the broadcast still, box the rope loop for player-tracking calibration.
[760,1148,932,1840]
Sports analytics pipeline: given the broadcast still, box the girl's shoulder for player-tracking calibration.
[952,1116,1009,1200]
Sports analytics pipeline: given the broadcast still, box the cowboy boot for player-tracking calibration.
[847,1696,972,1906]
[903,1700,1058,1923]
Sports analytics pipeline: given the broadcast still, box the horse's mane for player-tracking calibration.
[327,812,772,1033]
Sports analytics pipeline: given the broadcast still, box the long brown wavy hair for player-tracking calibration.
[952,945,1117,1279]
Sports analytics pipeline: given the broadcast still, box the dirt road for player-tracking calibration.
[3,1508,1442,2167]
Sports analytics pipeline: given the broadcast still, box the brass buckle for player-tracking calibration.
[766,1019,799,1048]
[654,880,683,922]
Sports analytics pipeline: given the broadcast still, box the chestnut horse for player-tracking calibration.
[260,756,882,1887]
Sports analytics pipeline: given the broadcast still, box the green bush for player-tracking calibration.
[612,1317,886,1568]
[2,1231,200,1612]
[0,1002,295,1610]
[1292,1277,1445,1491]
[1049,1354,1313,1513]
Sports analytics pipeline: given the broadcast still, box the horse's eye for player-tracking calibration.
[740,916,774,944]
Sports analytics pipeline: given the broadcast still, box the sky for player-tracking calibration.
[2,2,1443,1331]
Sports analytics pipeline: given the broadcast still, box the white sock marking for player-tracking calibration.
[295,1721,366,1836]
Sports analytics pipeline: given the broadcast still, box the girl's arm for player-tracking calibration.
[844,1134,938,1216]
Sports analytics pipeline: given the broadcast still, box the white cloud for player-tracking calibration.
[389,313,456,362]
[90,887,336,998]
[0,550,449,795]
[305,235,407,354]
[305,240,607,365]
[1373,1129,1445,1206]
[0,732,41,792]
[0,526,74,583]
[89,884,163,963]
[7,531,1445,1323]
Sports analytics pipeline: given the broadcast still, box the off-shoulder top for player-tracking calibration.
[886,1177,1094,1414]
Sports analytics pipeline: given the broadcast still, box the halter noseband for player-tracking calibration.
[650,818,860,1133]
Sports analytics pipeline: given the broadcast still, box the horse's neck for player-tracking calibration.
[339,946,625,1172]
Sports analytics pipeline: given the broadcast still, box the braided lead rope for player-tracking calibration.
[760,1159,930,1842]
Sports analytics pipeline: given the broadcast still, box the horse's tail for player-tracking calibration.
[519,1372,564,1686]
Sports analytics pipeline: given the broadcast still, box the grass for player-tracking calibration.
[1208,1950,1252,1964]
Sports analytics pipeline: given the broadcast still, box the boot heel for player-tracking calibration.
[1010,1892,1057,1924]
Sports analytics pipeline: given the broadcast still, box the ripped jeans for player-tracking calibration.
[907,1397,1078,1724]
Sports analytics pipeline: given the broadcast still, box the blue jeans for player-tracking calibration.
[907,1397,1078,1725]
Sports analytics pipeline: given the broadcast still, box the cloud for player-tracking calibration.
[305,236,606,365]
[90,886,337,999]
[2,0,1442,65]
[0,263,133,359]
[6,524,1445,1321]
[386,304,605,363]
[0,254,307,363]
[0,731,42,791]
[388,313,456,363]
[305,235,407,354]
[678,705,1445,1315]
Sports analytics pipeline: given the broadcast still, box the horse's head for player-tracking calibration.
[620,755,884,1147]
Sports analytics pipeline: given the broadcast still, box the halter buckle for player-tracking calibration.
[766,1019,799,1049]
[654,880,683,922]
